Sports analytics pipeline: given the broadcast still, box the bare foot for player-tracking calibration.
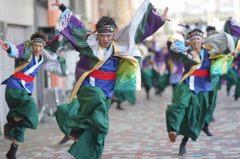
[168,131,177,142]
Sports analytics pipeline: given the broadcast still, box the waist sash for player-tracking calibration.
[88,70,116,80]
[13,72,35,82]
[191,70,210,77]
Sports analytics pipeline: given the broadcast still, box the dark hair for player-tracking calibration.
[95,16,117,30]
[187,28,203,39]
[206,26,216,32]
[30,31,48,42]
[189,28,203,35]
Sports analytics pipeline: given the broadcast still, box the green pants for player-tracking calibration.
[114,90,136,103]
[166,82,209,141]
[55,98,80,135]
[67,85,111,159]
[141,69,153,91]
[5,88,38,143]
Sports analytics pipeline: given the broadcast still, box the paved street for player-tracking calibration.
[0,85,240,159]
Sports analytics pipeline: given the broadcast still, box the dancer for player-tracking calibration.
[0,32,69,159]
[114,90,136,110]
[152,45,170,96]
[52,0,169,158]
[141,49,155,99]
[166,28,240,156]
[202,25,219,135]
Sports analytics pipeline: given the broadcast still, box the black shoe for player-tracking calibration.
[235,96,238,101]
[116,106,125,110]
[202,124,213,136]
[6,153,15,159]
[58,135,70,145]
[69,128,84,141]
[117,103,125,110]
[179,146,186,156]
[6,143,18,159]
[179,137,188,156]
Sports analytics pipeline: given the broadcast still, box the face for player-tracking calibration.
[32,43,44,56]
[98,34,114,48]
[189,36,203,51]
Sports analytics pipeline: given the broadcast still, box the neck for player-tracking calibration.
[35,54,41,60]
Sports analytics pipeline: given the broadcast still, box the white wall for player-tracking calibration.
[3,0,34,26]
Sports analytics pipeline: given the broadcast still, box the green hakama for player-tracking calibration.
[141,69,153,91]
[166,82,209,141]
[152,69,170,95]
[205,74,220,124]
[67,85,111,159]
[5,88,38,143]
[114,90,136,104]
[55,98,80,135]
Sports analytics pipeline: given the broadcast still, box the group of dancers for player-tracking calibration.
[1,0,240,158]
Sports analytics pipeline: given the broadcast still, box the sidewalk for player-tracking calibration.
[0,85,240,159]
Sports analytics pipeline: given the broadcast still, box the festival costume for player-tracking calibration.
[55,97,80,136]
[152,48,170,95]
[166,32,240,141]
[233,53,240,100]
[2,35,69,143]
[56,0,166,158]
[114,90,136,104]
[223,17,240,98]
[141,54,154,99]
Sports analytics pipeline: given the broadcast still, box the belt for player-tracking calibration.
[13,72,35,82]
[88,70,116,80]
[191,69,210,77]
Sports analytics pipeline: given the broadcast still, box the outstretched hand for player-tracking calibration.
[190,51,198,59]
[0,40,9,50]
[178,21,187,27]
[51,0,62,7]
[162,7,170,22]
[232,49,238,57]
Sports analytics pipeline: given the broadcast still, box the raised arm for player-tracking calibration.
[51,0,91,52]
[167,37,198,65]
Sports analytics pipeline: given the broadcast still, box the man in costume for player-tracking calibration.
[152,45,171,96]
[52,0,169,158]
[141,50,155,99]
[202,25,219,135]
[221,17,240,100]
[166,28,240,156]
[0,32,69,159]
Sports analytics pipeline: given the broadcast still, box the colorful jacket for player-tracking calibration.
[56,0,166,101]
[167,32,240,94]
[1,34,69,94]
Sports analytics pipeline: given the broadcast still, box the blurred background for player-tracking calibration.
[0,0,239,134]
